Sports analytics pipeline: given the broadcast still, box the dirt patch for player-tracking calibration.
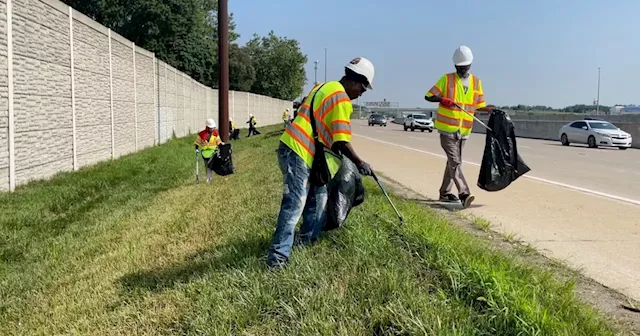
[376,174,640,334]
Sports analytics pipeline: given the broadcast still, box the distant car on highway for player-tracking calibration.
[403,113,434,132]
[559,119,632,150]
[368,114,387,127]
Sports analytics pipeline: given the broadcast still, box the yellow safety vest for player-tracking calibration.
[427,73,486,136]
[282,111,289,120]
[280,81,353,179]
[194,130,221,159]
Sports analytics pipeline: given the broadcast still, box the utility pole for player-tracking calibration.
[596,67,601,115]
[324,48,327,82]
[314,60,319,84]
[217,0,229,141]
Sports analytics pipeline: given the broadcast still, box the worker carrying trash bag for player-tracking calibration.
[208,142,235,177]
[267,56,376,269]
[247,114,261,137]
[194,118,223,184]
[477,109,531,191]
[424,45,495,208]
[229,118,240,140]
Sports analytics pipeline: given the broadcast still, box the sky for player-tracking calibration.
[230,0,640,109]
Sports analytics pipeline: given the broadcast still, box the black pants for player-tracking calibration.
[247,127,261,137]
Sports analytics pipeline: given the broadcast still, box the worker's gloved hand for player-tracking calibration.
[358,162,373,176]
[440,98,455,108]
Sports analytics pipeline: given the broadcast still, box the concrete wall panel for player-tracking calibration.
[0,0,293,191]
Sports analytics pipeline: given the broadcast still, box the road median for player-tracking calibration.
[0,125,625,335]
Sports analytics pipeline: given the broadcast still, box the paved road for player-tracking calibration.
[351,120,640,300]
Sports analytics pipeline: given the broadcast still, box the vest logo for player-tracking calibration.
[349,57,361,65]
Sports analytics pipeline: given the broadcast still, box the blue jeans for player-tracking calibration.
[268,142,328,265]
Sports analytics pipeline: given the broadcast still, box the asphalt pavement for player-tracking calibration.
[351,120,640,301]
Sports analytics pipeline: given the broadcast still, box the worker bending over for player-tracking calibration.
[194,118,223,183]
[247,114,261,137]
[267,57,375,268]
[425,46,494,208]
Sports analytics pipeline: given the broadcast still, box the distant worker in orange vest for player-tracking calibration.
[425,46,495,208]
[267,57,375,268]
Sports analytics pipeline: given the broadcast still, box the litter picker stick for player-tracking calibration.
[195,150,200,184]
[371,172,404,226]
[454,103,492,132]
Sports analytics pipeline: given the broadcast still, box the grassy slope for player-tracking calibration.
[0,126,618,335]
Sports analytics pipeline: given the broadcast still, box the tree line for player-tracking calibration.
[63,0,307,101]
[499,104,613,113]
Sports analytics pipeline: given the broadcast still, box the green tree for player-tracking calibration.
[561,104,611,113]
[62,0,238,88]
[65,1,306,98]
[228,44,256,92]
[246,31,307,100]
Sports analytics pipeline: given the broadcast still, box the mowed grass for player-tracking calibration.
[0,126,619,335]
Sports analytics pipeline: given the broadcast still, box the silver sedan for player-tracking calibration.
[559,119,632,150]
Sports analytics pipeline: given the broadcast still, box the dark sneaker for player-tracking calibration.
[439,193,460,203]
[459,194,475,209]
[266,258,287,271]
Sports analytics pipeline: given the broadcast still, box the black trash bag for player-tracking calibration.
[477,109,531,192]
[323,157,365,231]
[207,143,235,176]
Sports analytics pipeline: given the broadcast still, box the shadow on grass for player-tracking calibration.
[117,234,272,293]
[0,138,195,249]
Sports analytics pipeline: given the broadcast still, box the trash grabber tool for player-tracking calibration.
[453,103,492,132]
[195,150,200,184]
[371,172,404,226]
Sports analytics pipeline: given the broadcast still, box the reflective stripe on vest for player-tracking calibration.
[280,82,349,168]
[434,74,481,136]
[196,133,220,158]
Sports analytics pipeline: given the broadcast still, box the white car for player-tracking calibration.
[404,113,434,132]
[559,118,632,150]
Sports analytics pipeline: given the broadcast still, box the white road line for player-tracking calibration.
[409,136,424,140]
[355,134,640,207]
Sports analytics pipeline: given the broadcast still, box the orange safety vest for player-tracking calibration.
[427,73,486,136]
[280,81,352,172]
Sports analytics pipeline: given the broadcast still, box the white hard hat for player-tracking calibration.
[250,114,253,117]
[206,118,216,128]
[286,108,290,112]
[229,117,233,121]
[345,57,375,89]
[453,46,473,66]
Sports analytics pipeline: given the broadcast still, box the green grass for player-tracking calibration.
[0,125,619,335]
[471,216,492,232]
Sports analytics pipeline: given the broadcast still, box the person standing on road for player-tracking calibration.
[267,57,376,268]
[424,45,494,208]
[194,118,223,184]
